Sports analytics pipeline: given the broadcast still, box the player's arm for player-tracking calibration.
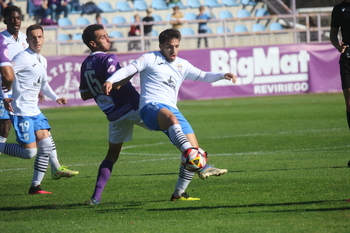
[104,64,138,95]
[41,82,67,105]
[0,65,14,92]
[330,27,346,53]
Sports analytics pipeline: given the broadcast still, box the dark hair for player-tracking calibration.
[2,5,22,19]
[26,24,43,37]
[82,24,104,49]
[158,28,181,44]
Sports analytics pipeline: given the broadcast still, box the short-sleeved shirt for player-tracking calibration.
[331,0,350,44]
[79,51,139,122]
[11,48,48,116]
[1,30,28,60]
[197,13,211,30]
[130,51,202,109]
[0,34,11,67]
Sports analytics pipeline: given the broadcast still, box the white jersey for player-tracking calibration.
[1,30,28,98]
[1,30,28,60]
[131,51,202,109]
[11,48,50,116]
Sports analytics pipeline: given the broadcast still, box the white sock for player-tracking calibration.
[168,124,192,152]
[173,165,195,197]
[0,136,7,143]
[31,138,51,187]
[49,134,61,171]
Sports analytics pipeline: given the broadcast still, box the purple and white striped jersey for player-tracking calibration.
[80,51,139,122]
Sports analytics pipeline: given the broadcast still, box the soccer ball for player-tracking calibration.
[181,147,207,172]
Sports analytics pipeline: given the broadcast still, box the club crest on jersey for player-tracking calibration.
[107,64,116,73]
[177,64,182,72]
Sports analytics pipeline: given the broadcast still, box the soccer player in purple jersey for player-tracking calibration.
[80,24,149,205]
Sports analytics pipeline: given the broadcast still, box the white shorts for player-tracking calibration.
[109,109,148,144]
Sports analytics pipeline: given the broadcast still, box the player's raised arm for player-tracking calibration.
[103,64,138,95]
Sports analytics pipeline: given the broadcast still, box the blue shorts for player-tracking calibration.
[10,113,51,144]
[0,95,11,120]
[140,102,194,135]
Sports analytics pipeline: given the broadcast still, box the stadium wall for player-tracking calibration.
[41,42,340,109]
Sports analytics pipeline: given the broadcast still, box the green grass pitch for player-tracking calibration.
[0,93,349,232]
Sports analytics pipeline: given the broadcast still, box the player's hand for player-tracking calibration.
[3,98,14,112]
[224,73,237,84]
[56,97,67,105]
[338,42,348,53]
[38,92,45,103]
[103,81,113,95]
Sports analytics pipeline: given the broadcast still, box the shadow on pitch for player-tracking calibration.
[147,199,350,213]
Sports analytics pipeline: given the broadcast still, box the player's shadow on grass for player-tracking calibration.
[147,199,350,213]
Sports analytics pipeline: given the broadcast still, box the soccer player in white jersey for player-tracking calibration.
[1,6,77,181]
[104,28,236,201]
[0,24,78,194]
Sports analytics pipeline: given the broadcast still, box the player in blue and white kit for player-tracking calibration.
[0,34,14,93]
[1,6,76,181]
[104,28,236,201]
[0,24,78,194]
[80,24,149,205]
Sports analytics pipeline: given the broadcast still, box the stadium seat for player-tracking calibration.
[219,10,234,19]
[206,27,213,33]
[234,24,248,33]
[152,14,163,22]
[58,17,73,27]
[237,9,251,18]
[133,0,148,11]
[76,17,90,26]
[222,0,240,7]
[181,27,195,35]
[269,22,284,31]
[205,0,223,8]
[72,33,82,41]
[169,1,188,9]
[252,23,266,32]
[184,12,197,23]
[112,16,128,27]
[216,25,231,33]
[240,0,257,7]
[58,33,71,42]
[187,0,202,8]
[151,0,170,10]
[116,1,134,12]
[255,8,269,17]
[97,2,116,13]
[151,29,159,36]
[109,31,124,38]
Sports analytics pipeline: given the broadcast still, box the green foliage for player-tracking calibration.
[0,93,349,233]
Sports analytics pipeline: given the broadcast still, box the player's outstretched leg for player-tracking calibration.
[198,164,228,180]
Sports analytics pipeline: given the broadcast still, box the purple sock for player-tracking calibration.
[92,160,114,202]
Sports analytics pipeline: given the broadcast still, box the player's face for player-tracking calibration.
[159,38,180,62]
[26,29,44,53]
[4,11,21,34]
[93,29,111,52]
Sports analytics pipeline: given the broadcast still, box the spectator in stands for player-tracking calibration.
[48,0,71,23]
[0,0,8,19]
[170,6,184,30]
[142,8,154,51]
[27,0,50,22]
[128,14,141,51]
[196,6,211,48]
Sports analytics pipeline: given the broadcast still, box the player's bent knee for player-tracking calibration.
[22,148,37,159]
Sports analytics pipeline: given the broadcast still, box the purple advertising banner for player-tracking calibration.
[41,43,341,109]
